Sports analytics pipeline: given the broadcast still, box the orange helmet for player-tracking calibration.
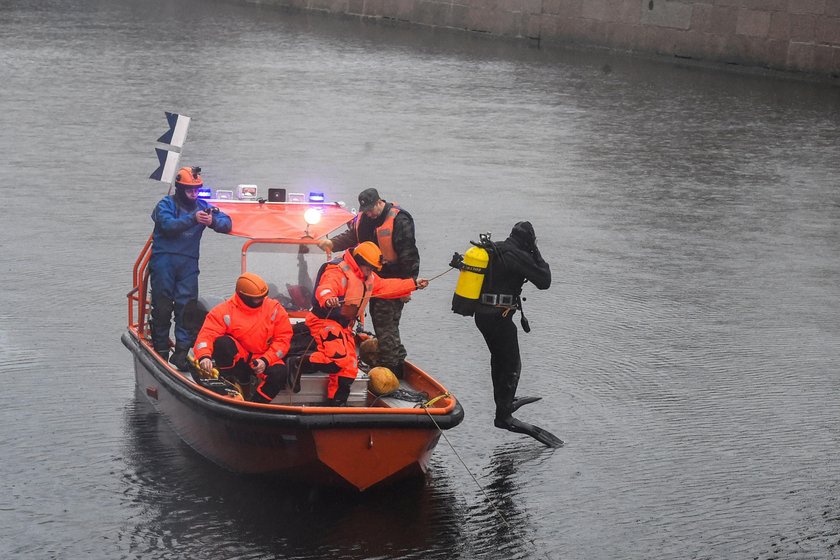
[235,272,269,298]
[352,242,383,271]
[175,166,203,188]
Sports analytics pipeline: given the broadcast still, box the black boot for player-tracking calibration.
[150,298,174,355]
[330,377,354,406]
[492,370,520,426]
[494,415,514,429]
[169,345,191,372]
[381,361,404,379]
[154,345,170,360]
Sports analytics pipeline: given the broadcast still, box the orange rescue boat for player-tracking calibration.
[123,197,463,491]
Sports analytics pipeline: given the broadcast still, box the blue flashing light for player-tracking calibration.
[308,191,325,203]
[197,187,213,199]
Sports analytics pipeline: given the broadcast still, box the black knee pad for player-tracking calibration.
[264,364,288,394]
[212,336,239,368]
[151,298,174,321]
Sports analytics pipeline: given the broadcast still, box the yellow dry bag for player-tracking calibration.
[450,245,489,316]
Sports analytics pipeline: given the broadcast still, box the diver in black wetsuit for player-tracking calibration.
[473,221,563,448]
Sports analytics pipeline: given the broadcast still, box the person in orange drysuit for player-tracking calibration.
[306,242,429,405]
[193,272,293,403]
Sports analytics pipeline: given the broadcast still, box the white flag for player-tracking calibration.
[149,148,181,183]
[157,111,190,149]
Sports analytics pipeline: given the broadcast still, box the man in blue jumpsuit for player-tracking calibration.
[150,166,232,370]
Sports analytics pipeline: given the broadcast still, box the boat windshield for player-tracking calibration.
[242,241,328,316]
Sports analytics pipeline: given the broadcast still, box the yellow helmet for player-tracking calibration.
[235,272,269,298]
[352,241,383,271]
[368,367,399,396]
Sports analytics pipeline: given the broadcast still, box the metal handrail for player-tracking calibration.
[128,234,154,333]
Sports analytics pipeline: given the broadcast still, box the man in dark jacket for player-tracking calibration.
[150,166,232,371]
[474,221,563,447]
[316,188,419,378]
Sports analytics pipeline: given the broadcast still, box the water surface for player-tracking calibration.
[1,0,839,558]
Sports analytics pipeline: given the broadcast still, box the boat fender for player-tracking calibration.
[369,366,399,396]
[450,244,489,317]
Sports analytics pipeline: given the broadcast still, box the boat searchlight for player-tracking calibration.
[303,207,322,237]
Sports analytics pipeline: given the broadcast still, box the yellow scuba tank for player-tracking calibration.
[450,237,491,316]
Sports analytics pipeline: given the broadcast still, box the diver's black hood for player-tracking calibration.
[174,186,198,212]
[507,221,536,251]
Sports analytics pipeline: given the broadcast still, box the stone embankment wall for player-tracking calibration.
[254,0,840,79]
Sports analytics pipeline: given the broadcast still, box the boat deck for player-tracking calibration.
[184,354,426,409]
[271,370,431,409]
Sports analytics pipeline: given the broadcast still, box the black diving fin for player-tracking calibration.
[503,417,564,448]
[511,396,542,413]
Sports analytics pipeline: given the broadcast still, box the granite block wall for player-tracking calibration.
[252,0,840,77]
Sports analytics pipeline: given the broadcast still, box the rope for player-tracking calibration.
[418,391,450,408]
[426,267,456,282]
[420,406,556,560]
[339,265,454,304]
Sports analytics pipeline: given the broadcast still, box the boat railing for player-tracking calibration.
[127,234,153,337]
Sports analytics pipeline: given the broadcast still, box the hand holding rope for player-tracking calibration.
[336,267,452,305]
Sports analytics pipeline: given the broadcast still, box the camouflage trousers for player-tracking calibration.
[369,297,406,369]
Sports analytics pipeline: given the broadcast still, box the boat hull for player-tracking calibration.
[123,330,461,491]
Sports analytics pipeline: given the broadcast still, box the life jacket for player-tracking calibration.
[310,252,374,327]
[355,204,400,264]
